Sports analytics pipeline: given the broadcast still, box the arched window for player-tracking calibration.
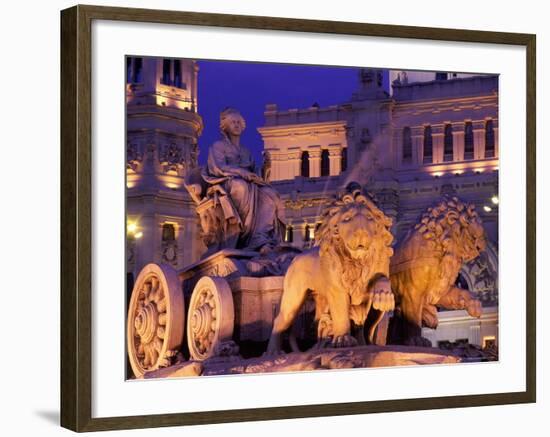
[300,151,310,177]
[485,119,495,158]
[423,126,433,164]
[162,223,175,241]
[285,225,294,243]
[320,149,330,177]
[341,147,348,172]
[402,127,412,163]
[443,124,454,162]
[464,122,474,160]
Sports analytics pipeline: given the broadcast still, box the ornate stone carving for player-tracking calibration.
[161,240,178,266]
[267,184,395,355]
[127,264,185,378]
[389,196,487,346]
[187,276,238,360]
[126,142,143,171]
[284,198,330,211]
[203,257,241,278]
[463,250,498,305]
[159,142,186,173]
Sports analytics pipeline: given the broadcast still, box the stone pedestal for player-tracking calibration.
[142,345,461,378]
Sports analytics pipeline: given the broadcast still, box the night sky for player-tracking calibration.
[196,60,366,167]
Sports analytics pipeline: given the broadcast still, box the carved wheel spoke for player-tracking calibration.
[187,277,234,361]
[127,264,184,378]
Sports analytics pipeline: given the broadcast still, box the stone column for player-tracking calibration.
[328,145,342,175]
[411,127,424,166]
[309,148,321,178]
[269,154,278,181]
[268,152,282,181]
[141,57,157,93]
[453,122,465,162]
[288,148,302,179]
[277,152,294,181]
[473,120,486,160]
[432,125,444,164]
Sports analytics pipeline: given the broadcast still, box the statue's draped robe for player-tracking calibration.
[202,137,285,251]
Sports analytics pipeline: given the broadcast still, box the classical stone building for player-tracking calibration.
[125,57,205,286]
[258,69,499,349]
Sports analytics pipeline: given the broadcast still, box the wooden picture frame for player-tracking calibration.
[60,4,536,432]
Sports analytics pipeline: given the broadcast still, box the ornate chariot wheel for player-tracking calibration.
[187,276,235,361]
[127,263,184,378]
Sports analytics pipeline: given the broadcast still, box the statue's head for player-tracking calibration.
[220,107,246,137]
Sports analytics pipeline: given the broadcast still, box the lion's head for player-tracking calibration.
[317,187,393,260]
[414,196,487,262]
[316,186,394,303]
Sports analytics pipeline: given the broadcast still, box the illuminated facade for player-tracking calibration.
[126,57,205,283]
[258,69,499,349]
[125,61,499,350]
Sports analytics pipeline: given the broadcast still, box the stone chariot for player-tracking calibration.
[128,107,301,378]
[127,248,299,378]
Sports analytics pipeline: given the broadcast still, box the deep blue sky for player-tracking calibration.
[196,60,365,167]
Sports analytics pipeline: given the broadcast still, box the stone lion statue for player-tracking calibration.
[389,196,487,346]
[266,185,395,355]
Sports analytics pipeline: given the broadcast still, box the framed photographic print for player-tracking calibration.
[60,4,536,432]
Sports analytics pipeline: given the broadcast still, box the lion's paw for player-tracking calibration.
[331,334,359,348]
[466,299,482,318]
[371,278,395,312]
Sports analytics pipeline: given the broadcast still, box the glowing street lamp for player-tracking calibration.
[127,221,143,239]
[491,195,499,205]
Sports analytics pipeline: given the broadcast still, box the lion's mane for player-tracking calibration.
[316,189,394,304]
[390,196,486,331]
[399,196,483,267]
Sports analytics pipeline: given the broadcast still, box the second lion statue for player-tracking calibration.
[266,185,395,355]
[389,196,487,346]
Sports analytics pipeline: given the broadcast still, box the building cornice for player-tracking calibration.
[258,120,348,138]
